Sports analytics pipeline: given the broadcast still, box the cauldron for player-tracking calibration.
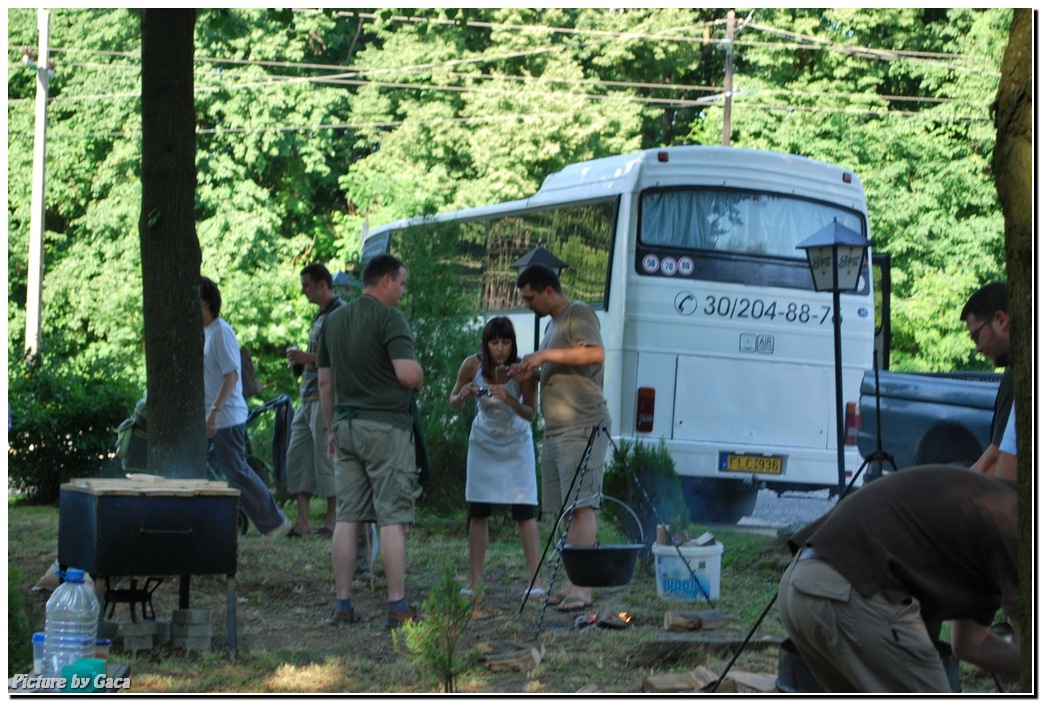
[557,495,644,587]
[560,543,644,587]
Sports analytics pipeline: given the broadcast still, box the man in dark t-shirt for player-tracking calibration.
[778,465,1019,692]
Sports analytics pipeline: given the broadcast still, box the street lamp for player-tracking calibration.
[510,246,569,352]
[796,219,872,494]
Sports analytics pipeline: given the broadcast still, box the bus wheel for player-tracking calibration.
[681,477,759,524]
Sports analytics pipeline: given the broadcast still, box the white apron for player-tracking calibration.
[465,365,538,505]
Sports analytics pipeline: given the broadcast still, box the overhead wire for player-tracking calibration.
[7,10,1000,129]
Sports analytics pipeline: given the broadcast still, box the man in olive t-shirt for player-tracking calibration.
[317,254,424,629]
[511,264,610,613]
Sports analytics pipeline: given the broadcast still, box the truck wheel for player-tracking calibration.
[681,477,759,524]
[912,423,983,468]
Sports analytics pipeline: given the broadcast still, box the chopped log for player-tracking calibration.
[690,666,722,689]
[633,631,784,666]
[698,676,738,693]
[642,672,703,693]
[692,531,716,547]
[663,609,728,631]
[642,666,719,693]
[478,641,546,672]
[727,671,779,693]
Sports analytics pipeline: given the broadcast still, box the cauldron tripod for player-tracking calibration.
[522,423,713,637]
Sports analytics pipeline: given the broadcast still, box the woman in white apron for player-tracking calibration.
[448,317,542,601]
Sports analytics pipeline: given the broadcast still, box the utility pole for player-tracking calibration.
[25,8,51,356]
[722,10,735,146]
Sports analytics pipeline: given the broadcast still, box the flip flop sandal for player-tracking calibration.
[314,526,334,538]
[545,592,568,606]
[521,587,546,602]
[557,595,593,612]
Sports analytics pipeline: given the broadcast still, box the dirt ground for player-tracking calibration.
[61,526,780,694]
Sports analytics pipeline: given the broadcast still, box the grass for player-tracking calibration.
[8,497,1010,693]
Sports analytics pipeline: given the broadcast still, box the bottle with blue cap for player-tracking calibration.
[41,568,100,678]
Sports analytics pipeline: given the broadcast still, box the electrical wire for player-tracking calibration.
[7,10,1001,128]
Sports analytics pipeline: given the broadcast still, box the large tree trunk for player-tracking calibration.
[139,9,205,478]
[992,8,1032,692]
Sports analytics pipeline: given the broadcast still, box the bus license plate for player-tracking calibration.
[720,453,782,475]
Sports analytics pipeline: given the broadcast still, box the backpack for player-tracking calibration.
[115,396,149,470]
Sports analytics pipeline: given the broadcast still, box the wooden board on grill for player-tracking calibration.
[61,478,239,497]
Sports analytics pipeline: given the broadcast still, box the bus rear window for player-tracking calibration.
[640,188,864,259]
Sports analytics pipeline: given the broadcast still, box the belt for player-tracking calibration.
[798,546,819,561]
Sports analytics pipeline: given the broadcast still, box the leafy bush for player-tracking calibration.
[601,438,689,569]
[394,221,483,513]
[8,565,39,675]
[8,348,142,504]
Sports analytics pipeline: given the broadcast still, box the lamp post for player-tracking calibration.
[797,220,872,494]
[509,246,569,352]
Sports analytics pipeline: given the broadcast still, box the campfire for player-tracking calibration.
[574,611,634,630]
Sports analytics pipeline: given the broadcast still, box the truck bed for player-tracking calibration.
[857,370,1000,475]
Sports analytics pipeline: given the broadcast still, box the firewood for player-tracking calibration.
[697,676,737,693]
[663,609,728,631]
[727,670,779,693]
[642,666,719,692]
[479,642,545,672]
[641,671,702,693]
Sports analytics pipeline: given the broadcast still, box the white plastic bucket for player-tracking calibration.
[652,542,723,601]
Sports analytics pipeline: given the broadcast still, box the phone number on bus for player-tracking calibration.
[675,293,832,325]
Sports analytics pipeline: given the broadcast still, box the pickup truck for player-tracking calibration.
[856,369,1001,481]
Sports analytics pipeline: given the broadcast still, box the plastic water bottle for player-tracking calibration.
[42,568,100,678]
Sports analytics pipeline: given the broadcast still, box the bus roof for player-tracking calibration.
[366,146,863,239]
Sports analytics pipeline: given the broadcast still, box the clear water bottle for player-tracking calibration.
[42,568,100,678]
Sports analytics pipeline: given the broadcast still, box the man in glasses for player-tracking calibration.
[959,281,1013,477]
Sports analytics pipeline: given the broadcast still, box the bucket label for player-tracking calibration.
[657,556,713,598]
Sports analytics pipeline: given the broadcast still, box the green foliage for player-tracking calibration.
[688,8,1011,372]
[5,7,1014,443]
[8,347,143,504]
[393,217,483,511]
[602,438,689,569]
[8,565,39,676]
[392,567,482,693]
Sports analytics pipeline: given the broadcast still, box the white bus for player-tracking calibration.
[362,146,874,522]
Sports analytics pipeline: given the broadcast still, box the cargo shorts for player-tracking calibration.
[330,417,421,526]
[541,425,606,516]
[285,400,336,498]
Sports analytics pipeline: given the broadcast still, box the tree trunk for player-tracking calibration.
[139,9,206,478]
[992,8,1032,692]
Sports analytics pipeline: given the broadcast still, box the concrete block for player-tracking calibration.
[170,635,212,651]
[171,609,210,625]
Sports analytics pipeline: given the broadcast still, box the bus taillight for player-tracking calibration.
[636,387,655,432]
[844,402,860,445]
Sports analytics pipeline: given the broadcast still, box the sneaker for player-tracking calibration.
[323,609,359,626]
[266,517,294,539]
[386,606,420,629]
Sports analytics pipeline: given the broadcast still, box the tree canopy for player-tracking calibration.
[7,8,1013,388]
